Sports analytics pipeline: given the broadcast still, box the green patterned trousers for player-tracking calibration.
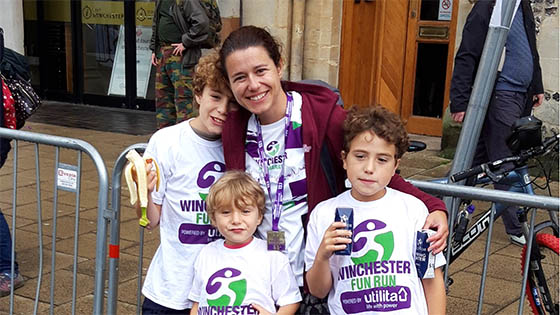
[155,45,198,129]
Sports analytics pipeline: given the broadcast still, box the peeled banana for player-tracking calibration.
[124,149,160,227]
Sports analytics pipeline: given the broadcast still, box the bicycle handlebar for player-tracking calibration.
[450,134,559,183]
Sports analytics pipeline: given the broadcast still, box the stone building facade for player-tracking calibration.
[226,0,558,137]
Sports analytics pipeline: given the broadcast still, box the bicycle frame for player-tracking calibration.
[444,165,543,264]
[425,163,559,315]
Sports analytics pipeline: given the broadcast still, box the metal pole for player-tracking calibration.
[443,0,518,281]
[409,180,559,212]
[107,143,146,314]
[124,0,137,109]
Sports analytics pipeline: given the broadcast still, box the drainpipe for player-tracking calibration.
[240,0,243,25]
[289,0,305,81]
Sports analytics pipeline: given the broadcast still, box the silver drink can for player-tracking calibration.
[415,229,436,279]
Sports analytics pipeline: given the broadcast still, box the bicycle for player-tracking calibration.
[409,131,559,314]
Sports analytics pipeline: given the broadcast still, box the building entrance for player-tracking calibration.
[339,0,458,136]
[23,0,156,110]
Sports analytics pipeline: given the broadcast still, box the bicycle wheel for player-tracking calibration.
[521,233,559,315]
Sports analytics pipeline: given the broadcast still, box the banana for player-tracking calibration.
[124,149,160,227]
[124,162,138,206]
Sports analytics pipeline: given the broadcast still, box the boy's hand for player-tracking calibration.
[131,159,158,193]
[251,304,272,315]
[144,159,158,193]
[423,211,448,254]
[317,222,352,261]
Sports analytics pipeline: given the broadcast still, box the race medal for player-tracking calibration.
[267,230,286,251]
[257,93,293,253]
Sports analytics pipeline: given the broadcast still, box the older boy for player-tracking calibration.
[137,52,237,313]
[305,106,446,314]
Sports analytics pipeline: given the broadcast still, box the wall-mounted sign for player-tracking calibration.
[438,0,452,21]
[81,1,154,26]
[24,0,154,26]
[108,25,152,98]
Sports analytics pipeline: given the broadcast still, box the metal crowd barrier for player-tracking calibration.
[96,143,147,315]
[409,179,559,315]
[88,141,559,315]
[0,127,108,315]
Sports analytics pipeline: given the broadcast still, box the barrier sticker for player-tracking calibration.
[57,163,79,192]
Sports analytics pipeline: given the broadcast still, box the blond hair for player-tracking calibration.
[206,171,266,222]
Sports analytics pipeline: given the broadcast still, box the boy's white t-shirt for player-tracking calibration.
[305,188,446,315]
[142,119,226,310]
[189,238,302,314]
[245,91,308,286]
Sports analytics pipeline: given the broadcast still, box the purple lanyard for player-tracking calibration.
[256,93,294,231]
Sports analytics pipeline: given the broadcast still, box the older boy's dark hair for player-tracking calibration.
[343,106,409,159]
[192,51,231,104]
[206,171,266,223]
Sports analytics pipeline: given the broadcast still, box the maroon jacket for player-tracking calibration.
[222,81,447,224]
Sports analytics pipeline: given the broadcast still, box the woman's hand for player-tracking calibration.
[423,210,448,254]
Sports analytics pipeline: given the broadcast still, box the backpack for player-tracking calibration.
[198,0,222,49]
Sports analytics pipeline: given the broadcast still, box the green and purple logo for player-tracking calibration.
[351,219,394,265]
[206,268,247,307]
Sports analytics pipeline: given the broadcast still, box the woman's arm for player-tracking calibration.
[388,173,446,212]
[388,174,448,253]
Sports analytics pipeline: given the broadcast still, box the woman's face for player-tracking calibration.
[224,46,286,124]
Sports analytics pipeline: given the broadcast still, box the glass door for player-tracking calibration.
[24,0,73,100]
[81,0,156,109]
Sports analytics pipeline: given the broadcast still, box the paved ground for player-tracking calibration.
[0,102,557,314]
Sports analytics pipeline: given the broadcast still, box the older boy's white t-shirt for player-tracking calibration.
[189,238,302,314]
[245,91,308,286]
[142,119,225,310]
[305,188,445,315]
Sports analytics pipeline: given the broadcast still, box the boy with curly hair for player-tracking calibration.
[305,106,446,314]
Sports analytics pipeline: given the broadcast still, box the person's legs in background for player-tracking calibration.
[171,65,196,125]
[480,90,527,245]
[155,46,178,129]
[0,209,24,297]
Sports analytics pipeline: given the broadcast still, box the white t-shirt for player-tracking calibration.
[245,91,308,286]
[305,188,446,315]
[142,119,226,310]
[189,238,302,314]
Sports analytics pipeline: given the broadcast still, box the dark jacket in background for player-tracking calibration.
[449,0,543,116]
[150,0,210,68]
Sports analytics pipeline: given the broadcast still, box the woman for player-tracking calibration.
[219,26,448,312]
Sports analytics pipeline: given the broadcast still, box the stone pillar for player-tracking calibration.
[241,0,292,79]
[533,0,559,136]
[0,1,25,54]
[302,0,343,86]
[289,0,306,81]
